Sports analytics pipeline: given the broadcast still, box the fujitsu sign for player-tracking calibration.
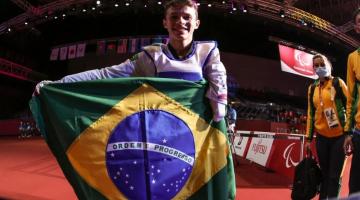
[252,139,267,155]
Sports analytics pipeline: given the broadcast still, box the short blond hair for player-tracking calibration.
[164,0,199,19]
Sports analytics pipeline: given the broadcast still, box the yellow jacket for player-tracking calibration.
[306,77,348,140]
[345,50,360,132]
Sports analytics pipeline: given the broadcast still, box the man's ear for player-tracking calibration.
[195,19,200,29]
[163,19,167,29]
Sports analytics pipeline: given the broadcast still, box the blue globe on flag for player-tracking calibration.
[106,110,195,199]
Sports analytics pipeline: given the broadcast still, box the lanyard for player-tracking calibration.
[319,84,324,107]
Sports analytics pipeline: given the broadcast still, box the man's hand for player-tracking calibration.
[33,80,53,96]
[210,101,226,122]
[343,135,354,156]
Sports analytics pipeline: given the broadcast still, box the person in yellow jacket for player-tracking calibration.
[305,54,348,199]
[343,8,360,195]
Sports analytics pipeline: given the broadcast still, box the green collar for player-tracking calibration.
[357,47,360,53]
[314,77,331,86]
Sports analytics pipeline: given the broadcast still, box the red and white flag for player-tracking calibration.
[59,47,68,60]
[76,43,86,58]
[117,39,128,54]
[68,45,77,59]
[50,48,59,61]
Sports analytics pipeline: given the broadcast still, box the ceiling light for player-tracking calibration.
[279,9,285,18]
[240,3,248,13]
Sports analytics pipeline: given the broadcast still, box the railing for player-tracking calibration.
[0,57,47,82]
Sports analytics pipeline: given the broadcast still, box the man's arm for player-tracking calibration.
[58,52,154,83]
[344,53,356,155]
[345,53,357,133]
[33,52,155,95]
[204,47,227,121]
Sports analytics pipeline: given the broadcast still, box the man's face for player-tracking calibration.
[354,13,360,34]
[163,5,200,43]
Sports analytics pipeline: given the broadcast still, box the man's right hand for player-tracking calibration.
[33,80,53,96]
[210,101,226,122]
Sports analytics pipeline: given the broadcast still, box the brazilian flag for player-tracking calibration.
[30,78,236,200]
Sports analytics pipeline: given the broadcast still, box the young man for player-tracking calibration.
[343,7,360,195]
[35,0,227,122]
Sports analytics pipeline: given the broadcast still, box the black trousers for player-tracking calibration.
[316,134,345,199]
[349,133,360,194]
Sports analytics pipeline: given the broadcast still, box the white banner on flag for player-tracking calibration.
[59,47,68,60]
[50,48,59,61]
[76,43,86,58]
[68,45,77,59]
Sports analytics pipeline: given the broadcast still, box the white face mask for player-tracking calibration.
[315,67,330,78]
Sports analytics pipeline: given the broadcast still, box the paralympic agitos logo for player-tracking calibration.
[283,142,300,168]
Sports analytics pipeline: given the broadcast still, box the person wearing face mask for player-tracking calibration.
[305,54,348,199]
[343,7,360,196]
